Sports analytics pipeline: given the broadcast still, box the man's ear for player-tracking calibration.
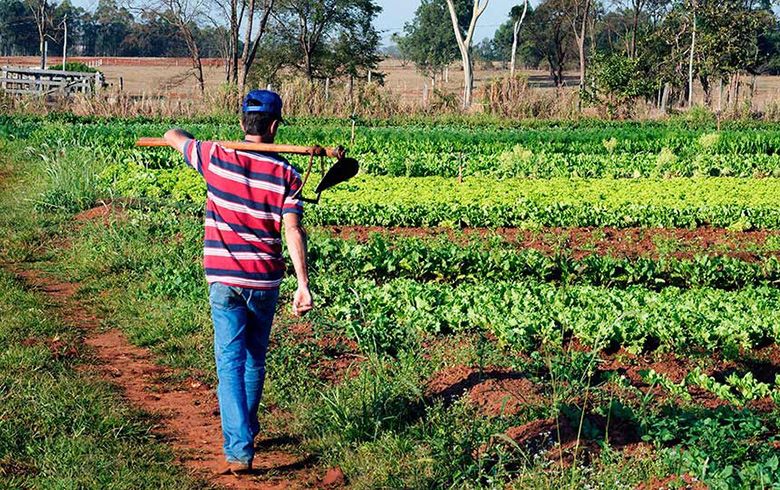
[268,119,280,138]
[240,119,246,133]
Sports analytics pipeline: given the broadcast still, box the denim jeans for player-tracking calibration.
[209,282,279,465]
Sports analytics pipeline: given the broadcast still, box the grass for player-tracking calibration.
[0,272,203,489]
[3,121,780,489]
[0,142,206,489]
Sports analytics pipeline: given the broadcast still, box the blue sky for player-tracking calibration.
[69,0,516,46]
[376,0,513,44]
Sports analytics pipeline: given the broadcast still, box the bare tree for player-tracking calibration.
[25,0,48,68]
[566,0,591,107]
[239,0,275,93]
[444,0,489,108]
[510,0,529,77]
[141,0,208,94]
[687,0,697,107]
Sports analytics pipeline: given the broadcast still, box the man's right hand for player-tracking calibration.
[292,286,313,317]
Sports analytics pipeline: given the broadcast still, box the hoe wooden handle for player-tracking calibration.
[136,137,344,158]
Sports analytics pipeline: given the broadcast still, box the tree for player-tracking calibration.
[444,0,490,107]
[564,0,592,105]
[259,0,382,80]
[528,0,573,87]
[0,0,39,55]
[24,0,51,67]
[489,3,541,67]
[392,0,461,79]
[687,0,697,107]
[510,0,529,75]
[141,0,208,93]
[87,0,134,56]
[585,51,653,116]
[239,0,275,94]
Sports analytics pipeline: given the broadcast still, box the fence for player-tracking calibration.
[0,66,104,96]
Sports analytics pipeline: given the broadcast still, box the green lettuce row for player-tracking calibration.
[307,176,780,229]
[98,164,780,229]
[305,276,780,355]
[306,232,780,290]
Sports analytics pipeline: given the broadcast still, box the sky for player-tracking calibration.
[68,0,517,46]
[376,0,514,44]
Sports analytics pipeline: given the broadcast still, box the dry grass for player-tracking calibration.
[3,56,780,120]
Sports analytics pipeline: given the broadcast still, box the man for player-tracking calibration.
[163,89,312,475]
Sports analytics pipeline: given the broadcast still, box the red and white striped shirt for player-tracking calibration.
[183,139,303,290]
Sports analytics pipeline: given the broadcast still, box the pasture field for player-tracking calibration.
[2,115,780,488]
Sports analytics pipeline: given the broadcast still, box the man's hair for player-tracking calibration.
[242,102,279,136]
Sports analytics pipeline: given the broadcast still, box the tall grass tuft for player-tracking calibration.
[479,74,579,120]
[31,145,104,213]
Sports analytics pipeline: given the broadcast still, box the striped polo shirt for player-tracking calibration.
[183,139,303,290]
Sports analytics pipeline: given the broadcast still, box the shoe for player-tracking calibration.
[217,460,252,476]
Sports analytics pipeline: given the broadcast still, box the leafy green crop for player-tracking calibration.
[307,232,780,289]
[305,275,780,355]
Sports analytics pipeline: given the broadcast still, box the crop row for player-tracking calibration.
[10,118,780,178]
[311,177,780,229]
[99,162,780,229]
[9,117,780,154]
[301,275,780,355]
[305,232,780,290]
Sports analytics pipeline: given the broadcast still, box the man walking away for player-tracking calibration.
[163,89,312,475]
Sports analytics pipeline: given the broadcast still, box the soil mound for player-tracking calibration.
[426,365,545,416]
[73,201,127,226]
[636,473,708,490]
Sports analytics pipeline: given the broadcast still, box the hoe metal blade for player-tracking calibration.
[315,157,359,193]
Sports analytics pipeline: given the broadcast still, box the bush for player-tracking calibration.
[47,62,97,73]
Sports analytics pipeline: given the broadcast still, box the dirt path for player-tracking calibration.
[11,267,338,489]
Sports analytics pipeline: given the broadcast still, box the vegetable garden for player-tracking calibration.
[2,115,780,488]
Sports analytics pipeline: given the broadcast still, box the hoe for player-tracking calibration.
[136,137,359,203]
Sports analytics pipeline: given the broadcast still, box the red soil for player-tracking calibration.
[278,321,363,384]
[489,411,641,466]
[73,200,128,226]
[11,267,337,489]
[636,473,709,490]
[324,225,780,261]
[426,365,546,417]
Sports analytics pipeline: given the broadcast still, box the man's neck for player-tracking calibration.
[244,135,274,144]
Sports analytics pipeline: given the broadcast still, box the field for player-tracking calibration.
[2,115,780,489]
[3,56,780,112]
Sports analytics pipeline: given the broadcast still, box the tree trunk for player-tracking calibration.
[700,75,710,106]
[180,26,205,94]
[39,38,45,69]
[661,82,670,113]
[510,23,519,77]
[509,0,528,77]
[687,4,696,108]
[630,0,641,58]
[461,49,473,107]
[571,0,591,111]
[239,0,256,95]
[240,0,274,96]
[444,0,489,109]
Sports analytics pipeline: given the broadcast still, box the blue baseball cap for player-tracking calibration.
[242,89,284,121]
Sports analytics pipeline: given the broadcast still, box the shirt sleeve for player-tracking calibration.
[282,169,304,216]
[182,139,213,176]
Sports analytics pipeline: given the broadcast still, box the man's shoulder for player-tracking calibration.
[238,150,298,175]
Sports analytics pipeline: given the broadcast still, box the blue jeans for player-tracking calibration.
[209,282,279,465]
